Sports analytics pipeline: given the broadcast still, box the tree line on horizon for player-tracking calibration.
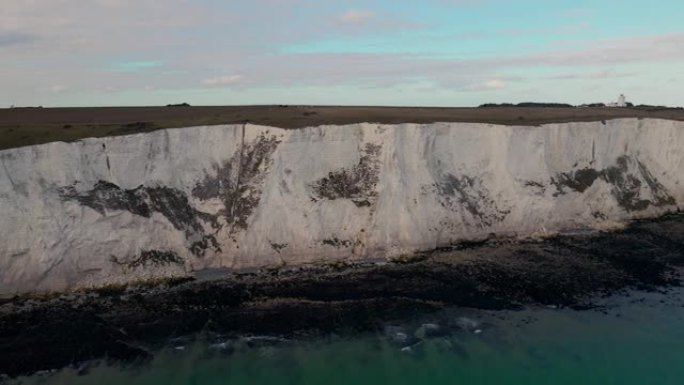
[477,102,682,110]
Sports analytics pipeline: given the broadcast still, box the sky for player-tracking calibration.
[1,0,683,107]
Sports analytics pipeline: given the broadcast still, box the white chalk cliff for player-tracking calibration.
[1,118,683,295]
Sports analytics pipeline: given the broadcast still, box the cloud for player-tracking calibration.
[546,69,635,80]
[1,1,682,107]
[49,85,68,93]
[496,32,684,67]
[337,9,375,25]
[482,78,506,89]
[0,0,208,54]
[110,61,165,72]
[463,75,517,91]
[201,75,244,87]
[416,22,593,46]
[502,22,592,37]
[0,32,36,47]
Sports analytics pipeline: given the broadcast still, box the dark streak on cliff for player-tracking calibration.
[322,237,359,248]
[110,250,183,270]
[270,242,288,253]
[432,174,511,227]
[58,181,218,257]
[551,156,676,211]
[192,132,281,232]
[310,143,381,207]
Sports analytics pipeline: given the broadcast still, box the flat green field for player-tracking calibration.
[2,105,683,150]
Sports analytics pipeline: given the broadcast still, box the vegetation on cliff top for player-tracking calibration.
[2,105,684,151]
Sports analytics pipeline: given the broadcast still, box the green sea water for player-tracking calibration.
[14,288,684,385]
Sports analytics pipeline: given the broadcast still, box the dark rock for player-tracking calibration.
[322,237,355,248]
[110,250,183,270]
[1,214,684,377]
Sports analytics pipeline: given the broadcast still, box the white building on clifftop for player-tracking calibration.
[608,94,628,107]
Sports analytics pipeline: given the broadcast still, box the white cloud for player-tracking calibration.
[201,75,244,87]
[337,9,375,25]
[483,79,506,89]
[49,85,67,93]
[465,77,508,91]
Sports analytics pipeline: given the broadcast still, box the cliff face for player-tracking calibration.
[1,119,683,295]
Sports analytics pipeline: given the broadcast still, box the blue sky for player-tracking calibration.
[1,0,683,107]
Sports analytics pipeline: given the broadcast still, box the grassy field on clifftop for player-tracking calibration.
[2,105,684,150]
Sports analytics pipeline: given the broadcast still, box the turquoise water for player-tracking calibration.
[15,288,684,385]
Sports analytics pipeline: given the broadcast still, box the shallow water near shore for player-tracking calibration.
[13,287,684,385]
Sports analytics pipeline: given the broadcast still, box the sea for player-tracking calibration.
[10,286,684,385]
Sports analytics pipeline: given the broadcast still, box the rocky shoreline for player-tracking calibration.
[1,213,684,378]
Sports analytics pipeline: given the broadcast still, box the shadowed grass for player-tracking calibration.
[2,106,684,150]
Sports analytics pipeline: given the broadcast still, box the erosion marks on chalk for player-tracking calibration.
[552,168,602,194]
[270,242,288,253]
[110,250,183,271]
[607,157,676,211]
[550,155,676,212]
[193,132,281,232]
[322,237,361,248]
[310,143,382,207]
[58,181,219,257]
[427,173,511,228]
[58,131,282,265]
